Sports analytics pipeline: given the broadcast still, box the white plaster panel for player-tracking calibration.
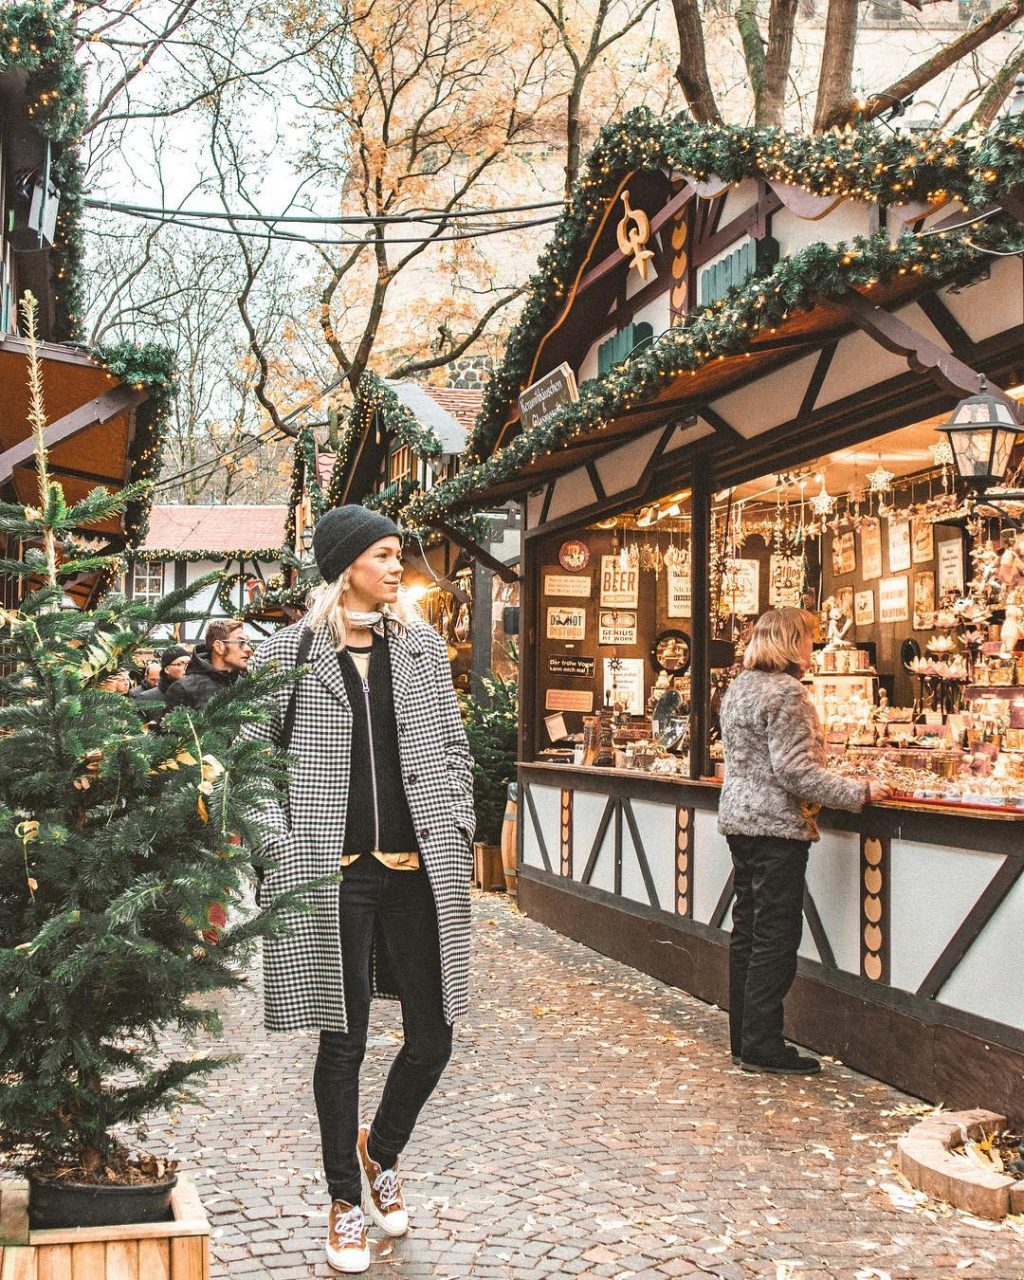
[692,809,733,926]
[571,790,612,889]
[889,839,1003,994]
[545,468,598,523]
[798,928,820,964]
[939,257,1023,344]
[594,430,659,496]
[710,352,820,438]
[802,828,861,973]
[939,871,1024,1032]
[772,201,872,264]
[523,783,561,871]
[815,330,908,408]
[626,261,659,301]
[664,420,715,453]
[622,798,676,911]
[630,293,670,338]
[716,178,759,226]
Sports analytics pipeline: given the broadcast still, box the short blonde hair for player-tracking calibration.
[743,607,816,673]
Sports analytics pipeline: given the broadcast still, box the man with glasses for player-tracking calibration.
[164,619,253,714]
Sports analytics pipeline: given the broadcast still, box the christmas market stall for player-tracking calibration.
[0,5,173,608]
[405,109,1024,1117]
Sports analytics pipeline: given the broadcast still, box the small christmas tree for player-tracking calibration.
[0,294,304,1186]
[460,649,519,845]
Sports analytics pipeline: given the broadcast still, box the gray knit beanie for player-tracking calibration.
[312,505,401,583]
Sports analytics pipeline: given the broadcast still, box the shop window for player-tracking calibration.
[388,443,413,484]
[130,562,164,606]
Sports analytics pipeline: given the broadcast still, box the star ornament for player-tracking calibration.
[810,478,835,517]
[867,462,895,494]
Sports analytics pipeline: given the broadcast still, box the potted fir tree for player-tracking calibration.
[0,297,306,1243]
[461,657,518,892]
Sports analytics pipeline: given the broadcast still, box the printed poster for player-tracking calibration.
[913,571,935,631]
[545,688,594,713]
[667,563,691,618]
[831,530,856,577]
[888,518,912,573]
[854,589,874,627]
[544,573,592,599]
[600,556,639,608]
[879,575,909,624]
[598,610,638,645]
[859,518,883,581]
[546,606,586,641]
[769,554,803,609]
[938,538,965,596]
[603,657,645,715]
[912,517,935,565]
[721,558,760,616]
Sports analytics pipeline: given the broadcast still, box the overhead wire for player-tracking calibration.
[85,196,565,224]
[86,204,560,247]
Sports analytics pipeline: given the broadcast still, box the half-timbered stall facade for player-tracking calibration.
[407,109,1024,1117]
[129,505,287,642]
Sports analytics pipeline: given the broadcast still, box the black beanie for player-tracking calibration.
[160,644,190,670]
[312,505,401,583]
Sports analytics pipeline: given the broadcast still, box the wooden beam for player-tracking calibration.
[827,288,1022,420]
[0,383,148,486]
[435,519,521,583]
[18,460,124,487]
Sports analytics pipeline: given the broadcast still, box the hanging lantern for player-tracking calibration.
[936,381,1022,492]
[810,475,835,518]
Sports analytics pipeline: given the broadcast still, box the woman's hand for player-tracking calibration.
[866,781,893,804]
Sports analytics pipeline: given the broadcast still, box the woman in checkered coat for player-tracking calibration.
[243,506,474,1274]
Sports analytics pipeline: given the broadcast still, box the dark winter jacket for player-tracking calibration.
[163,646,240,713]
[130,671,177,725]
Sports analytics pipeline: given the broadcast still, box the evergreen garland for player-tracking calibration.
[406,214,1022,525]
[449,107,1024,480]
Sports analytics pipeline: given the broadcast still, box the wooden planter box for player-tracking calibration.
[472,841,505,892]
[0,1177,209,1279]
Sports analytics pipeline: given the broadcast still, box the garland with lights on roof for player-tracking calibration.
[283,427,327,547]
[0,3,87,341]
[91,341,177,548]
[456,106,1024,470]
[405,215,1023,526]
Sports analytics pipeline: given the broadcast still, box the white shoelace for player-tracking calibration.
[373,1168,401,1209]
[333,1203,364,1246]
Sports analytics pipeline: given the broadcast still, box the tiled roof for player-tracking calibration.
[423,386,483,431]
[140,505,287,554]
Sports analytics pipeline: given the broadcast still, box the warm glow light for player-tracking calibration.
[402,583,430,605]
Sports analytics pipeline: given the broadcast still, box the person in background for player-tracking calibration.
[98,670,132,695]
[164,621,251,713]
[141,659,162,690]
[131,645,191,726]
[718,607,891,1076]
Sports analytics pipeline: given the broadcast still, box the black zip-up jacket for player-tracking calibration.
[163,646,240,713]
[337,635,419,855]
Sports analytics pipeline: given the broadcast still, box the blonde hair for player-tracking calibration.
[304,570,419,650]
[743,607,816,673]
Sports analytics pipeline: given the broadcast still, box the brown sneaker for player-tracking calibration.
[357,1125,409,1237]
[326,1200,369,1273]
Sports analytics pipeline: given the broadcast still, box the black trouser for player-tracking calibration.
[313,855,452,1205]
[726,834,810,1063]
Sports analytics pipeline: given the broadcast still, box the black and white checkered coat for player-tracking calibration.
[241,618,475,1032]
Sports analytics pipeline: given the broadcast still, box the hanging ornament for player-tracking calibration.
[810,475,835,518]
[867,460,895,494]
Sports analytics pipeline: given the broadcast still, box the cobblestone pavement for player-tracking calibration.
[151,894,1024,1280]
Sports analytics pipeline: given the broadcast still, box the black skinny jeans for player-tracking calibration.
[726,834,810,1063]
[313,855,452,1205]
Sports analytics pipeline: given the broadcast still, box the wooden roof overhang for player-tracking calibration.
[467,264,1012,507]
[0,337,149,541]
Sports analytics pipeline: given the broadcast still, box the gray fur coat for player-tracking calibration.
[718,668,867,842]
[240,619,474,1032]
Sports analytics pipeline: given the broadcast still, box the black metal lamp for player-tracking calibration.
[936,380,1021,492]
